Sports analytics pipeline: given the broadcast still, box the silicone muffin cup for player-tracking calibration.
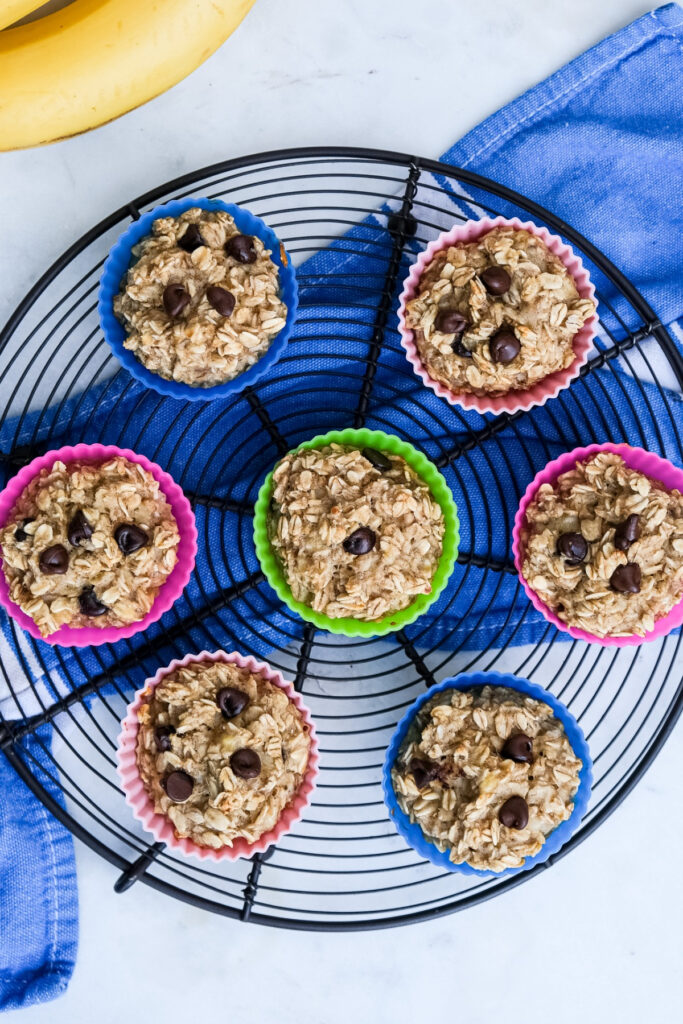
[0,443,197,647]
[253,428,460,637]
[382,670,593,877]
[98,197,299,403]
[513,442,683,646]
[116,649,319,861]
[397,216,597,416]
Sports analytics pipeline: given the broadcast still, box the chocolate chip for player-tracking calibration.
[163,769,194,802]
[501,733,533,764]
[451,335,472,358]
[216,686,249,720]
[78,586,108,617]
[614,514,641,551]
[388,211,418,237]
[436,309,468,336]
[556,532,588,565]
[362,447,392,472]
[225,234,256,264]
[610,562,641,593]
[114,523,149,555]
[67,509,92,547]
[408,757,439,789]
[38,544,68,575]
[177,223,205,253]
[342,526,376,555]
[230,748,261,779]
[13,518,34,542]
[206,285,236,317]
[480,266,511,296]
[154,725,175,752]
[499,795,529,830]
[489,328,520,364]
[163,283,191,317]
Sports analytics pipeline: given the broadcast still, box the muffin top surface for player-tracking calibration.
[113,208,287,388]
[392,685,582,872]
[267,444,445,622]
[0,457,179,636]
[135,659,311,849]
[521,451,683,638]
[405,226,595,396]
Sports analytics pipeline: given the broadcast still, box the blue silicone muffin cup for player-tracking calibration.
[382,670,593,878]
[98,197,299,402]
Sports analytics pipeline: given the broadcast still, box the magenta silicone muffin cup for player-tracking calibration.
[0,443,197,647]
[513,442,683,646]
[116,649,320,861]
[397,216,597,416]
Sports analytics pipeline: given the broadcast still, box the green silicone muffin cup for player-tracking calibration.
[253,428,459,637]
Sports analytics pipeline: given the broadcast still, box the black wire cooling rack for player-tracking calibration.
[0,147,682,930]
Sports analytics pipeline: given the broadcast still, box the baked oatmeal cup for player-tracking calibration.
[398,217,596,415]
[0,444,196,646]
[253,429,459,637]
[514,444,683,643]
[99,198,298,402]
[117,650,319,860]
[384,672,592,875]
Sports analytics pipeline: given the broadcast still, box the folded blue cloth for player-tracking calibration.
[1,3,682,1008]
[0,729,78,1011]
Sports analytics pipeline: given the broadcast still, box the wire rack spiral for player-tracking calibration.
[0,148,681,930]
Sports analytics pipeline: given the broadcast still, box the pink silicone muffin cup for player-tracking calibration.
[0,443,197,647]
[116,649,320,861]
[513,443,683,646]
[397,216,597,416]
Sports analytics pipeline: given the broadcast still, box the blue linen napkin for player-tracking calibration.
[0,728,78,1012]
[1,3,682,1008]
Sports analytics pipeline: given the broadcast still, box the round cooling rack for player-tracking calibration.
[0,147,682,930]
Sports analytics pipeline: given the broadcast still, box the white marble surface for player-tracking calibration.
[2,1,682,1021]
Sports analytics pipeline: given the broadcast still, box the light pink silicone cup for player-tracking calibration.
[116,649,319,861]
[397,216,597,416]
[513,443,683,646]
[0,443,197,647]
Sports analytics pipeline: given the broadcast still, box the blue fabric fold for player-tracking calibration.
[0,729,78,1012]
[1,3,682,1008]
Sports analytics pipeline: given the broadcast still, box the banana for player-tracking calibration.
[0,0,257,150]
[0,1,45,31]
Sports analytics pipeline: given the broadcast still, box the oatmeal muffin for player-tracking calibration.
[521,451,683,638]
[0,456,180,637]
[267,444,445,621]
[113,207,287,388]
[405,226,595,397]
[392,685,582,872]
[135,659,312,849]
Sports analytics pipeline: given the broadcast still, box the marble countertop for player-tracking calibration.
[2,1,680,1021]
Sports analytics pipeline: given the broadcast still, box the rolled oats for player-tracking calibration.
[136,660,311,848]
[521,452,683,637]
[267,444,445,621]
[0,457,179,636]
[392,685,582,871]
[114,208,287,388]
[405,227,595,396]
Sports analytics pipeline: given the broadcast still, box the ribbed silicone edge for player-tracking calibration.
[116,649,319,861]
[397,216,597,415]
[382,670,593,876]
[0,443,197,647]
[512,442,683,646]
[98,197,299,402]
[253,428,459,637]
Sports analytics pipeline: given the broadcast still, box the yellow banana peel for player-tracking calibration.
[0,0,257,150]
[0,1,45,32]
